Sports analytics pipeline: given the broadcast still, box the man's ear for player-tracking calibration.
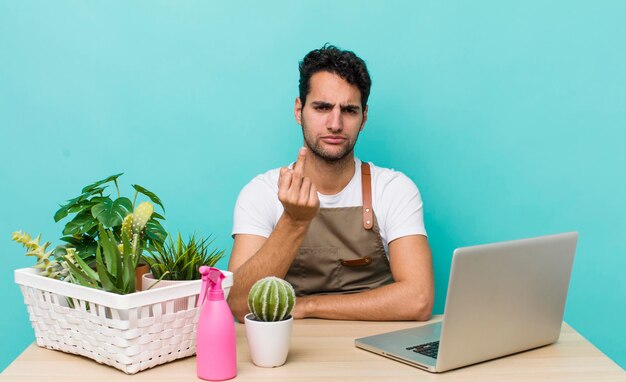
[360,105,368,131]
[295,97,303,125]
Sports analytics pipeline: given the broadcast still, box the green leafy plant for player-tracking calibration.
[143,233,225,281]
[52,173,167,262]
[247,277,295,322]
[64,202,154,294]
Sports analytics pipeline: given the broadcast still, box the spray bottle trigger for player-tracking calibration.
[208,268,224,289]
[207,268,225,300]
[197,266,212,307]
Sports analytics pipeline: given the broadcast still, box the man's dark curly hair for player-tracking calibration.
[298,44,371,110]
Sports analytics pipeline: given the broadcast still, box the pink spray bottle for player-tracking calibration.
[196,266,237,380]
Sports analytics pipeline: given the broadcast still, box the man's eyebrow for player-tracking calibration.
[310,101,361,111]
[311,101,334,107]
[341,104,361,112]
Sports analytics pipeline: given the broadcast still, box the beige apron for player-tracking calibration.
[285,163,394,296]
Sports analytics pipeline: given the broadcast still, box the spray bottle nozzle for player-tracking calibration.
[198,266,226,306]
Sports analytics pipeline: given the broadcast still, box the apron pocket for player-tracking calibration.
[287,247,341,296]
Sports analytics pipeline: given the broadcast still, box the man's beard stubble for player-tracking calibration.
[301,125,359,164]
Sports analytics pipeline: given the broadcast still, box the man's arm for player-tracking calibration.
[227,148,319,322]
[227,217,308,322]
[291,234,434,321]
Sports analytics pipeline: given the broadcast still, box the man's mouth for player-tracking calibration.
[321,136,347,145]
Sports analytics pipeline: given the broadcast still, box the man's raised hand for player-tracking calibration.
[277,147,320,222]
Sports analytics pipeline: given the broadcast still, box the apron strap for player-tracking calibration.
[361,162,374,230]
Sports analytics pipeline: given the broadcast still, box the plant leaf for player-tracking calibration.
[95,245,120,294]
[151,211,166,220]
[59,235,98,261]
[132,184,165,212]
[65,260,98,289]
[51,245,69,259]
[54,195,84,222]
[89,196,110,204]
[81,173,123,193]
[122,249,135,293]
[53,204,70,222]
[91,197,132,228]
[86,225,99,237]
[97,224,119,276]
[54,186,107,222]
[82,186,107,196]
[62,210,99,236]
[121,230,135,293]
[67,200,96,214]
[70,249,99,282]
[145,218,167,246]
[141,232,225,281]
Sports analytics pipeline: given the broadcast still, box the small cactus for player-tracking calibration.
[121,214,133,239]
[120,202,152,246]
[132,202,153,234]
[247,277,295,322]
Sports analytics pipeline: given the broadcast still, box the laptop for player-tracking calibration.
[355,232,578,373]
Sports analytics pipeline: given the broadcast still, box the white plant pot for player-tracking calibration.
[142,273,201,312]
[244,313,293,367]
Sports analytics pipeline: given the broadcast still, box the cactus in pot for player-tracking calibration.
[244,277,296,367]
[247,276,296,321]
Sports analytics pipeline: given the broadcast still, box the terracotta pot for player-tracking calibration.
[135,264,150,291]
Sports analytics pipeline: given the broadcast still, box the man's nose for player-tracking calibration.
[327,108,343,132]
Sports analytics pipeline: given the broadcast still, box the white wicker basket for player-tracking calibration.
[14,267,233,374]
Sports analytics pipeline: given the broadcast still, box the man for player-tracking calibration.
[227,45,433,322]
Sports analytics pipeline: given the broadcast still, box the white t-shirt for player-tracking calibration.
[232,158,427,254]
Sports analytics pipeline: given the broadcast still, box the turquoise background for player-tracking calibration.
[1,0,624,371]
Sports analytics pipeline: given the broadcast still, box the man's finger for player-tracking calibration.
[277,168,292,198]
[299,177,312,205]
[288,171,303,199]
[309,183,319,207]
[293,146,307,174]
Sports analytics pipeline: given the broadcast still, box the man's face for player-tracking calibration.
[295,71,368,162]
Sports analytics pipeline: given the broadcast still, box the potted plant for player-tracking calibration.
[244,276,296,368]
[141,232,225,311]
[62,201,154,294]
[13,171,165,292]
[11,173,233,374]
[51,173,167,287]
[52,173,167,258]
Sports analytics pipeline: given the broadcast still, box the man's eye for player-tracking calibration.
[315,105,331,111]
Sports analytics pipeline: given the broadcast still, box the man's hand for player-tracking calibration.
[278,147,320,222]
[228,147,320,321]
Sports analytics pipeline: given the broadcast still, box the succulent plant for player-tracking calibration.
[144,232,225,281]
[247,277,295,322]
[12,231,70,280]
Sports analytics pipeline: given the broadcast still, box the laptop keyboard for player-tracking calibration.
[406,341,440,359]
